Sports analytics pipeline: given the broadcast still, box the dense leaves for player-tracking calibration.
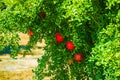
[0,0,120,80]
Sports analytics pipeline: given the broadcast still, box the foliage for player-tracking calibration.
[90,11,120,80]
[0,0,42,58]
[0,0,120,80]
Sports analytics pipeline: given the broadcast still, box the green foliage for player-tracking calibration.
[90,10,120,79]
[0,0,42,58]
[33,0,94,79]
[0,0,120,80]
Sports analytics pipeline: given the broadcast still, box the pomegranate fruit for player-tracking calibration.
[55,33,64,43]
[27,29,33,36]
[66,41,75,51]
[40,12,46,19]
[74,53,83,62]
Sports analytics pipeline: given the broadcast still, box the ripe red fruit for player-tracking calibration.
[40,12,46,19]
[27,29,33,36]
[55,33,64,43]
[74,53,83,62]
[66,41,75,51]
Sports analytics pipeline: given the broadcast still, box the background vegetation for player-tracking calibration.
[0,0,120,80]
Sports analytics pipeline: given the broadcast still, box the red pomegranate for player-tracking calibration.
[74,53,83,62]
[27,29,33,36]
[40,12,46,19]
[66,41,75,51]
[55,33,64,43]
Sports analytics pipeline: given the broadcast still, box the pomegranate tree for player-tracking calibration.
[1,0,120,80]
